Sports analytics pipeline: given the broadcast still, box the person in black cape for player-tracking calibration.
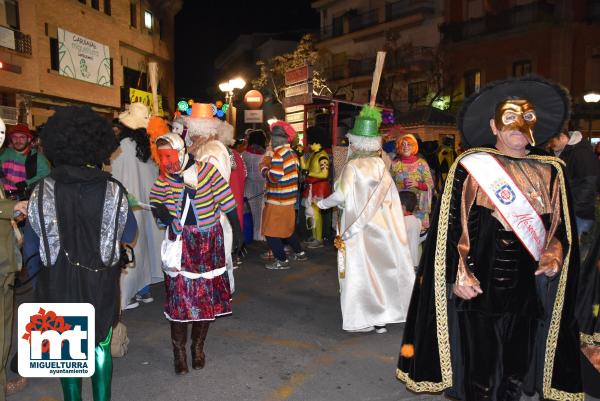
[396,76,583,401]
[24,106,137,401]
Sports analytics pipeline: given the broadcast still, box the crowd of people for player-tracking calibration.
[0,74,596,401]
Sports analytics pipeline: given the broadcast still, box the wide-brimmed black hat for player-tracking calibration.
[458,75,571,148]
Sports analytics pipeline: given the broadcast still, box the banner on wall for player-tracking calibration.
[129,88,164,116]
[57,28,111,87]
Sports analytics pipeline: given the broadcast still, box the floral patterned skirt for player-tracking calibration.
[164,224,232,322]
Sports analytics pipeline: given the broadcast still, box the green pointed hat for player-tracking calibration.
[349,105,382,137]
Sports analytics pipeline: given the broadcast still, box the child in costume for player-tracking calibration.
[390,134,434,228]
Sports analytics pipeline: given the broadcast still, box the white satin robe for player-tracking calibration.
[110,138,164,309]
[194,140,235,292]
[318,156,415,331]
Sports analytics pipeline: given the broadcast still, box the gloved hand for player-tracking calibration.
[226,210,242,257]
[151,203,174,226]
[15,181,27,192]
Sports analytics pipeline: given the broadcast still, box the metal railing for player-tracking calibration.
[348,9,379,33]
[386,0,435,21]
[0,105,18,125]
[317,21,344,41]
[0,25,32,56]
[348,58,375,78]
[389,46,435,69]
[440,1,555,41]
[324,65,347,81]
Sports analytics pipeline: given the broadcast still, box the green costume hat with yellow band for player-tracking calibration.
[349,105,382,138]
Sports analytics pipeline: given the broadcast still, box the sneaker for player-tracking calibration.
[375,325,387,334]
[124,300,140,310]
[265,259,290,270]
[260,250,275,261]
[293,251,308,261]
[306,239,324,249]
[135,293,154,304]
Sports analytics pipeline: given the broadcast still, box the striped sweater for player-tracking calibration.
[149,161,236,234]
[262,144,299,206]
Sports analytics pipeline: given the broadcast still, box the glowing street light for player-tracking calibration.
[219,76,246,124]
[584,91,600,104]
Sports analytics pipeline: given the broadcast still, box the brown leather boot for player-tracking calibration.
[170,322,189,375]
[191,322,210,369]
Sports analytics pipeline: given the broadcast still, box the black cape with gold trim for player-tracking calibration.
[578,228,600,397]
[396,147,583,401]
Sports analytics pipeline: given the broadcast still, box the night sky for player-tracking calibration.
[174,0,319,103]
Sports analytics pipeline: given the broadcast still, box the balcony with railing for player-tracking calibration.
[348,9,379,33]
[388,46,435,70]
[440,1,555,42]
[348,58,375,78]
[324,64,347,81]
[0,25,31,56]
[386,0,435,21]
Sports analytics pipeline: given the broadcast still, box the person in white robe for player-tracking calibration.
[112,102,164,310]
[317,105,415,333]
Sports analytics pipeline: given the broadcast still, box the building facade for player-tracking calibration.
[0,0,180,127]
[441,0,600,137]
[311,0,444,113]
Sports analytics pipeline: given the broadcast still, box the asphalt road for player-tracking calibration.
[8,243,599,401]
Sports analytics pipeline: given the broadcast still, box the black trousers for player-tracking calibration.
[457,311,537,401]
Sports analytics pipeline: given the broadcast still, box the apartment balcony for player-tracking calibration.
[386,0,435,21]
[317,22,344,41]
[348,58,375,78]
[324,64,347,81]
[0,26,32,56]
[315,0,436,43]
[348,9,379,33]
[440,1,555,42]
[389,46,435,70]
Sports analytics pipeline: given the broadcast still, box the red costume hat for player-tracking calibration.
[269,120,297,143]
[8,123,33,139]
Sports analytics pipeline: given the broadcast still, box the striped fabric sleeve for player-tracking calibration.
[267,151,285,183]
[149,178,183,233]
[209,165,236,214]
[282,151,298,177]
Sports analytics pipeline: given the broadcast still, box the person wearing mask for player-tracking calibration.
[261,121,307,270]
[24,106,138,401]
[0,124,50,200]
[150,132,241,375]
[397,76,582,401]
[112,103,164,310]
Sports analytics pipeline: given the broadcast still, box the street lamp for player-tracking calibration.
[219,77,246,124]
[584,91,600,140]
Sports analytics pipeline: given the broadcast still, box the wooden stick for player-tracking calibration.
[148,61,159,116]
[369,51,386,107]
